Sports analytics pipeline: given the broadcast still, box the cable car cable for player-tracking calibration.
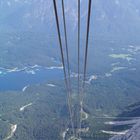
[53,0,74,135]
[80,0,92,137]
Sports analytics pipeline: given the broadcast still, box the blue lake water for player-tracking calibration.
[0,66,63,91]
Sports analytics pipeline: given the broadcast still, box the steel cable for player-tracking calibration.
[53,0,74,135]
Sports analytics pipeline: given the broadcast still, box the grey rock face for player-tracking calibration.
[110,121,140,140]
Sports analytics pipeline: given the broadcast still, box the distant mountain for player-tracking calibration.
[1,0,140,41]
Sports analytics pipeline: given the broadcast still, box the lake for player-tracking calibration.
[0,65,63,91]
